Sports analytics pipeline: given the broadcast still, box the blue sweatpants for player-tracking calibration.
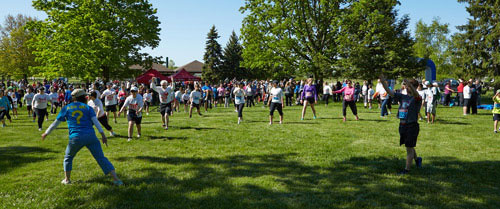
[64,134,115,175]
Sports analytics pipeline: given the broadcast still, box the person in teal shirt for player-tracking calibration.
[41,89,123,185]
[0,90,10,127]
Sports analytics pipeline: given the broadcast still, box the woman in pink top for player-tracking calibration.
[333,80,359,122]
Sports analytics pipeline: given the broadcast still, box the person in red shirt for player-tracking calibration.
[457,79,464,107]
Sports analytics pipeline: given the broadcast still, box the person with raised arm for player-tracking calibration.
[150,77,174,130]
[379,75,423,175]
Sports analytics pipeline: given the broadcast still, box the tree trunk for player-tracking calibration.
[102,66,110,83]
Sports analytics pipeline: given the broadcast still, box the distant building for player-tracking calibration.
[174,60,204,77]
[129,60,204,77]
[129,63,175,76]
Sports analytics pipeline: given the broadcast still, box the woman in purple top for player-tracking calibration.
[300,78,318,120]
[333,79,359,122]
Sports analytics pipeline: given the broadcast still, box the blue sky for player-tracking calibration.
[0,0,469,66]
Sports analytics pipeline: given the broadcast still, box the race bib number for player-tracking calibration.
[107,95,114,100]
[345,94,352,101]
[130,104,138,111]
[398,101,410,119]
[306,92,312,97]
[273,96,279,101]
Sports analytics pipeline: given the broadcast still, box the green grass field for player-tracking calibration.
[1,100,499,209]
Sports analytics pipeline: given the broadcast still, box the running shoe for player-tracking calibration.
[301,118,304,120]
[110,132,116,137]
[1,124,5,128]
[495,130,498,133]
[164,126,168,130]
[397,169,410,175]
[127,138,132,142]
[61,179,71,185]
[313,116,317,119]
[137,134,141,138]
[113,180,124,186]
[38,128,42,131]
[416,157,422,168]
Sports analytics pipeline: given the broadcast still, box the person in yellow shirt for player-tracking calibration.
[493,90,500,133]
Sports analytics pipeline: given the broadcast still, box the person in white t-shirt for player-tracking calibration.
[100,84,118,123]
[267,81,284,125]
[322,82,332,107]
[189,85,203,118]
[10,91,18,119]
[32,88,51,131]
[182,89,190,113]
[118,87,143,141]
[49,88,59,115]
[375,80,391,117]
[234,82,246,124]
[463,81,472,115]
[89,91,115,136]
[362,81,369,108]
[150,77,174,130]
[174,88,182,113]
[142,89,153,116]
[24,88,35,119]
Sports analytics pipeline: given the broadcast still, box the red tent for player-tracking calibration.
[172,68,201,82]
[136,69,171,84]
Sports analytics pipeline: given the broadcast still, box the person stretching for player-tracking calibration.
[118,87,144,142]
[300,78,317,120]
[333,79,359,122]
[41,89,123,186]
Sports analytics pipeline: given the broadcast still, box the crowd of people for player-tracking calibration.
[0,75,495,184]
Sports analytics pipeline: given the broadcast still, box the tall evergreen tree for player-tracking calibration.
[202,25,223,83]
[221,31,245,80]
[453,0,500,84]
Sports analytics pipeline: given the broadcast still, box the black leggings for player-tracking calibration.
[237,103,244,117]
[35,108,47,129]
[98,115,113,131]
[270,102,283,116]
[285,94,293,106]
[246,96,254,107]
[342,100,357,116]
[323,94,330,105]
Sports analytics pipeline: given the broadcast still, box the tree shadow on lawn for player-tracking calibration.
[145,136,188,141]
[436,119,471,125]
[79,154,500,209]
[0,146,56,174]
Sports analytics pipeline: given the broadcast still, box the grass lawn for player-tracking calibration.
[0,100,499,209]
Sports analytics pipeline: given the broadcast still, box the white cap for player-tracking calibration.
[424,81,430,86]
[432,82,438,86]
[130,87,138,92]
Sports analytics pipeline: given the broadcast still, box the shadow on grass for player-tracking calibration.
[78,154,500,209]
[0,146,56,174]
[437,119,471,125]
[146,136,188,141]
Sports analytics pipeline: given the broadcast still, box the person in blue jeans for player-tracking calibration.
[41,89,123,186]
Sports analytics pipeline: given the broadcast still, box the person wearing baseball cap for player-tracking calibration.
[41,89,123,186]
[118,86,144,141]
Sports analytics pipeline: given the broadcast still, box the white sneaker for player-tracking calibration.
[38,128,42,131]
[110,132,115,137]
[127,138,132,142]
[146,113,149,116]
[238,119,241,125]
[137,134,141,138]
[61,179,71,185]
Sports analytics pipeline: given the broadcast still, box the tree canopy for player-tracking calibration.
[202,25,223,83]
[0,14,38,79]
[28,0,162,81]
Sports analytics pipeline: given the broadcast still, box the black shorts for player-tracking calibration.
[127,112,142,124]
[105,104,117,112]
[160,103,172,116]
[145,101,151,107]
[183,99,189,104]
[463,99,470,107]
[399,123,419,147]
[306,97,315,104]
[270,102,283,116]
[191,103,200,108]
[27,105,32,111]
[494,114,500,121]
